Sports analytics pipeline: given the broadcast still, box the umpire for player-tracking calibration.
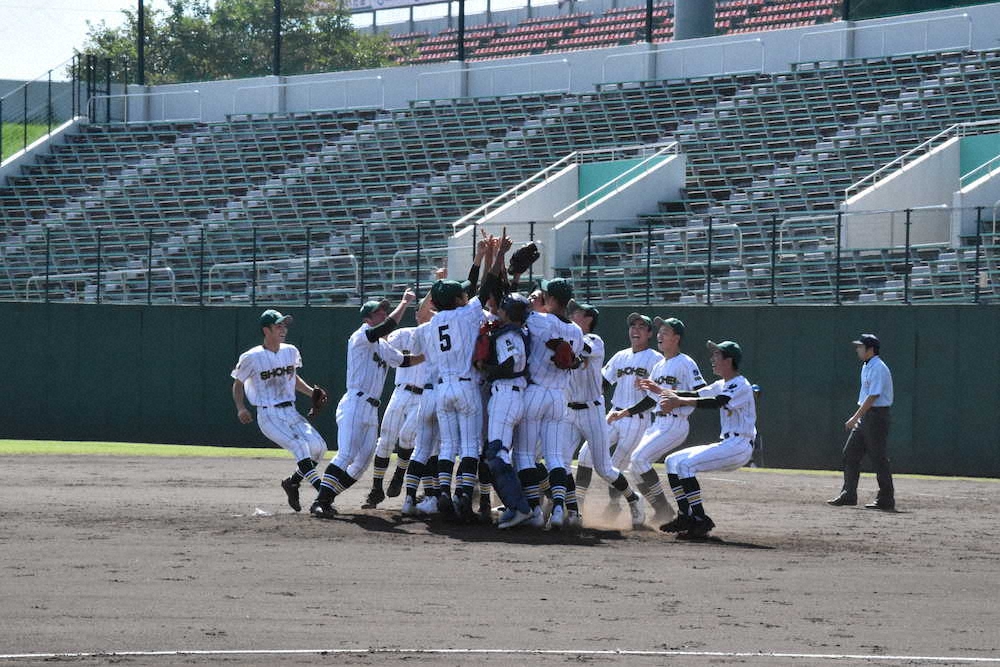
[828,333,895,511]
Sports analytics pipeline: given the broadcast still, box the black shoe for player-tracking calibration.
[437,493,456,519]
[281,478,301,512]
[659,514,692,533]
[386,473,405,498]
[309,500,337,519]
[678,515,715,540]
[827,493,857,506]
[865,499,895,511]
[362,487,385,509]
[456,493,476,522]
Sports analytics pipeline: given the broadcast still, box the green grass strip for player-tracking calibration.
[0,439,285,458]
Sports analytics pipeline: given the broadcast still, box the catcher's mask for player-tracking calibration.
[499,293,530,324]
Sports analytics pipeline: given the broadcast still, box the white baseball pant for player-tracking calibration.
[515,385,568,471]
[666,436,753,478]
[566,401,621,482]
[332,394,380,479]
[257,405,327,463]
[436,379,483,461]
[374,386,421,459]
[630,413,690,474]
[486,384,525,466]
[410,388,440,465]
[607,412,650,471]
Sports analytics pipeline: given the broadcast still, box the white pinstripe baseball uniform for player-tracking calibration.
[374,327,425,460]
[630,352,705,474]
[666,375,756,478]
[231,343,327,463]
[603,347,663,470]
[408,321,441,468]
[427,297,485,462]
[333,324,406,479]
[485,326,528,466]
[565,333,620,482]
[514,311,582,472]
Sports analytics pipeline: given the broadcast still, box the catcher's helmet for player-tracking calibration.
[500,293,530,323]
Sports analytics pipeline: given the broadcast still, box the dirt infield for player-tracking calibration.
[1,455,998,666]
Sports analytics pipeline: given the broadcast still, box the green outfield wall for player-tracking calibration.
[3,302,997,477]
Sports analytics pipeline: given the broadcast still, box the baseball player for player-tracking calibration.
[426,277,488,521]
[310,290,422,518]
[515,276,583,529]
[631,317,706,524]
[401,308,444,516]
[475,292,533,529]
[565,301,646,529]
[362,296,435,509]
[231,309,329,512]
[658,340,757,539]
[578,313,662,515]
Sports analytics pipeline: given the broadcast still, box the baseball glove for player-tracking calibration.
[546,338,576,370]
[508,242,540,275]
[307,385,329,419]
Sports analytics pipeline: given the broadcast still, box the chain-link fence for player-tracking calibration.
[4,206,998,307]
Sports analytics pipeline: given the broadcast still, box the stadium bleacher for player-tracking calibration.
[2,48,999,305]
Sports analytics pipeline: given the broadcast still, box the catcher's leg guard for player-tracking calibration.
[487,454,530,515]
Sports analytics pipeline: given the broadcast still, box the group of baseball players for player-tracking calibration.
[231,233,758,539]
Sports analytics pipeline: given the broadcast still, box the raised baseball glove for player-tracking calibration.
[307,385,329,419]
[508,242,540,275]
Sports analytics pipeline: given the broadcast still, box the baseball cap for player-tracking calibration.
[852,333,880,348]
[568,300,599,319]
[359,298,390,318]
[430,279,470,307]
[653,316,685,336]
[259,309,292,327]
[539,277,573,304]
[627,312,653,330]
[707,339,742,365]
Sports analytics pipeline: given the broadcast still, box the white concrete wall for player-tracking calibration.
[843,138,959,248]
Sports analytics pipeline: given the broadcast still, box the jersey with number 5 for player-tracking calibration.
[426,297,484,380]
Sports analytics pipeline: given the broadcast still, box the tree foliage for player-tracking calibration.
[79,0,398,84]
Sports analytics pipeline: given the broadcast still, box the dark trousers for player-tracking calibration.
[841,407,894,501]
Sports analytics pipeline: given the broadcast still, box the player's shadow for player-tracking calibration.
[420,517,626,546]
[672,535,775,550]
[322,512,413,535]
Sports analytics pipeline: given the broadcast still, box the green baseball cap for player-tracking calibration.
[568,300,599,319]
[539,277,573,304]
[259,309,292,327]
[359,298,390,318]
[707,339,742,365]
[627,312,653,330]
[653,316,685,336]
[430,279,470,307]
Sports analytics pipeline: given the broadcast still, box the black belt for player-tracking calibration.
[653,412,677,418]
[722,432,752,439]
[355,392,380,408]
[492,385,521,392]
[614,406,645,419]
[438,377,472,383]
[568,400,601,410]
[261,401,294,409]
[402,384,424,395]
[423,383,434,390]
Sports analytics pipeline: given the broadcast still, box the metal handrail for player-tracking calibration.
[207,254,359,301]
[961,153,1000,187]
[232,75,385,115]
[601,37,765,83]
[88,89,203,124]
[26,266,176,301]
[582,223,743,267]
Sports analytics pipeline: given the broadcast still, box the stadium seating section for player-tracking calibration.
[2,48,999,305]
[388,0,841,64]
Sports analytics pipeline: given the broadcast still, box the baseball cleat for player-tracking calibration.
[498,509,533,529]
[659,514,692,533]
[528,505,546,528]
[437,493,457,519]
[548,504,566,530]
[455,493,476,523]
[401,495,418,516]
[386,475,405,498]
[309,500,337,519]
[678,515,715,539]
[415,495,439,515]
[566,509,583,529]
[281,478,302,512]
[628,498,646,529]
[362,487,385,509]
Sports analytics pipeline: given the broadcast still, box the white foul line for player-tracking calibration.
[0,648,998,662]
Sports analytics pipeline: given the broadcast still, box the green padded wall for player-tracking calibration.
[2,302,997,477]
[960,133,1000,187]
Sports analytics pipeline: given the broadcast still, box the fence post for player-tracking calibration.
[147,229,153,305]
[70,55,76,118]
[96,227,103,304]
[199,226,206,306]
[904,208,912,304]
[105,57,112,122]
[360,220,367,302]
[645,217,652,306]
[47,70,53,135]
[528,220,535,286]
[770,214,777,305]
[1,97,4,164]
[585,218,592,302]
[706,215,713,306]
[835,211,842,305]
[974,206,983,304]
[22,83,28,151]
[251,225,257,307]
[45,227,51,303]
[305,226,311,307]
[415,220,422,296]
